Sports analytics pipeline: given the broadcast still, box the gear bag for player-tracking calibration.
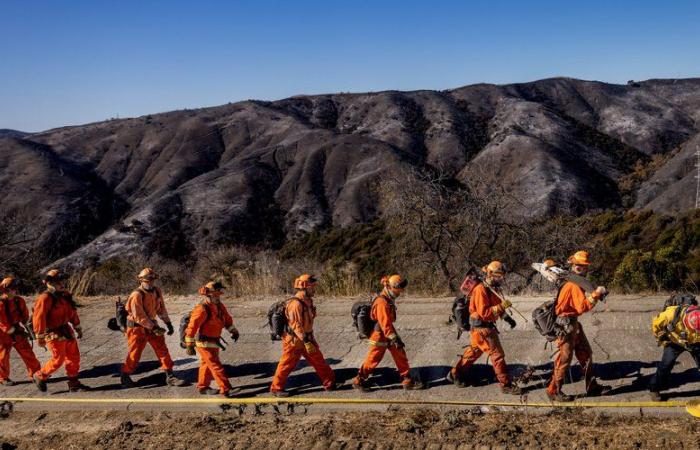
[448,268,481,338]
[351,294,379,339]
[267,297,303,341]
[662,294,697,310]
[532,285,565,342]
[179,302,213,349]
[107,297,128,332]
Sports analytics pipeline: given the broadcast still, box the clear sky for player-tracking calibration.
[2,1,699,132]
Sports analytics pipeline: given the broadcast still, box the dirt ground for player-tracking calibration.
[1,294,700,447]
[0,407,698,449]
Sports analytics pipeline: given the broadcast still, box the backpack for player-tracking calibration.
[351,294,379,339]
[267,297,303,341]
[662,294,697,310]
[448,268,481,339]
[107,297,127,332]
[532,284,565,342]
[179,302,211,349]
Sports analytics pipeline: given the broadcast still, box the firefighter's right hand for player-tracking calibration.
[304,341,317,354]
[37,337,47,349]
[500,299,513,310]
[592,286,608,301]
[504,315,517,329]
[185,345,196,356]
[152,326,166,336]
[389,335,405,349]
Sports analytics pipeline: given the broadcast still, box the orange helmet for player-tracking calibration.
[482,261,507,276]
[137,268,158,281]
[43,269,67,283]
[199,281,225,296]
[567,251,591,266]
[381,275,408,290]
[0,277,19,292]
[293,274,318,290]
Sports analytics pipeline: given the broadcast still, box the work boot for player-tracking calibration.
[198,387,219,395]
[120,373,135,389]
[222,387,242,398]
[67,378,90,392]
[165,371,186,387]
[446,370,467,388]
[325,381,343,392]
[402,377,425,391]
[649,391,663,402]
[0,379,16,386]
[547,390,574,402]
[352,377,372,393]
[271,390,290,398]
[32,373,47,392]
[586,381,612,397]
[500,383,522,395]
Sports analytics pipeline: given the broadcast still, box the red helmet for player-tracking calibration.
[684,306,700,332]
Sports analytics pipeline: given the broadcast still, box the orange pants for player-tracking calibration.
[196,347,232,393]
[547,321,594,395]
[357,343,411,381]
[453,327,511,386]
[270,340,335,392]
[38,338,80,380]
[121,327,174,374]
[0,336,41,381]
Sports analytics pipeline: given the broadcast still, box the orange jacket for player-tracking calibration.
[32,291,80,337]
[0,294,30,335]
[370,294,398,339]
[469,283,505,323]
[126,287,170,330]
[554,281,596,318]
[185,299,234,342]
[284,292,316,342]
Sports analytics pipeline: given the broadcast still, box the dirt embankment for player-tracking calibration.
[0,408,698,449]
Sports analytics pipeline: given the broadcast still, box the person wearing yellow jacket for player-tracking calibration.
[649,304,700,401]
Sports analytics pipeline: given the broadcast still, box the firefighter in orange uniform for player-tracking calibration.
[0,277,41,386]
[184,281,241,397]
[546,251,611,401]
[120,268,185,388]
[446,262,522,394]
[352,275,424,392]
[32,269,89,392]
[270,274,337,397]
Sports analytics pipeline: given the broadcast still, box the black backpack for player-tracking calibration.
[450,295,470,339]
[532,284,565,342]
[663,294,697,310]
[179,302,211,348]
[351,294,379,339]
[267,298,302,341]
[107,297,128,332]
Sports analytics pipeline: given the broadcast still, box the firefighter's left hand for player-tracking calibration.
[165,322,174,336]
[74,326,83,339]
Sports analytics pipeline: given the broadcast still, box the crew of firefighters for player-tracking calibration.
[0,250,697,402]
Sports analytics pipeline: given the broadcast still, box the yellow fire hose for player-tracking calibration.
[1,396,698,416]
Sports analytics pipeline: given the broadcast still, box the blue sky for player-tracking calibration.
[2,1,699,132]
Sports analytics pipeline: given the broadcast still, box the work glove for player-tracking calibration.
[152,326,166,337]
[165,322,174,336]
[304,341,317,354]
[503,314,517,329]
[37,337,46,349]
[74,325,83,339]
[185,345,196,356]
[591,286,608,302]
[229,326,240,342]
[389,335,405,349]
[500,299,513,310]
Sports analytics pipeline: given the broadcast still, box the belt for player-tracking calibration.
[469,318,496,329]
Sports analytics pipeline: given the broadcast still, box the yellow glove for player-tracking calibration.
[500,299,512,310]
[304,341,317,354]
[185,345,196,356]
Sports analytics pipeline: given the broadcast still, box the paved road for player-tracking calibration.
[1,294,697,414]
